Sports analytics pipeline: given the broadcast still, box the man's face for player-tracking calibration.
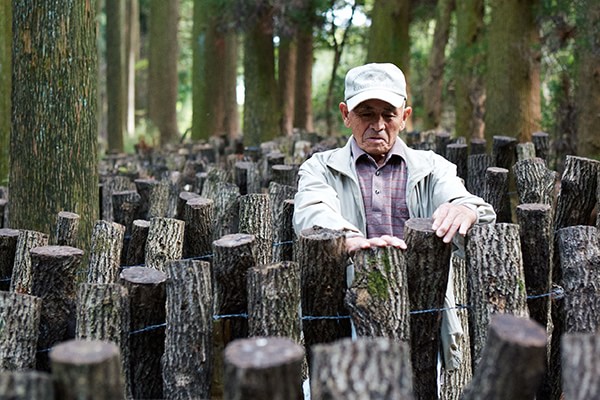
[340,99,412,164]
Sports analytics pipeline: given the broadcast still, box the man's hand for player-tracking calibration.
[346,235,407,254]
[431,203,477,243]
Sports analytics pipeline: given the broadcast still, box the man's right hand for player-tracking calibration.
[346,235,407,254]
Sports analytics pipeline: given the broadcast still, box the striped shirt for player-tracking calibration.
[352,139,410,239]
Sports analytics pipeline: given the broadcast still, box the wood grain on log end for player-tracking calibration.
[225,337,304,370]
[119,266,167,285]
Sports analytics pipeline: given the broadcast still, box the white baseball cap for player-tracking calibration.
[344,63,407,111]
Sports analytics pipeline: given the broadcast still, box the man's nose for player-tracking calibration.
[371,114,385,131]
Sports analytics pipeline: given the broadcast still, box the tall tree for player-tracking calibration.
[278,23,298,136]
[454,0,485,139]
[223,32,240,141]
[0,1,11,184]
[10,0,98,250]
[106,0,126,152]
[485,0,541,144]
[148,0,180,145]
[422,0,454,131]
[293,0,316,133]
[574,0,600,157]
[243,2,279,147]
[125,0,140,137]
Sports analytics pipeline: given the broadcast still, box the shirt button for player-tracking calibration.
[375,171,381,176]
[375,189,380,195]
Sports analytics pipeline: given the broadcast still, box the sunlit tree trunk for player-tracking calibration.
[10,0,98,252]
[574,0,600,157]
[278,34,297,137]
[148,0,179,145]
[485,0,541,143]
[294,23,314,133]
[125,0,139,137]
[454,0,485,140]
[223,32,240,141]
[106,0,126,152]
[0,1,11,184]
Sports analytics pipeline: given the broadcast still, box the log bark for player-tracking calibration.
[124,219,149,266]
[271,164,298,188]
[465,223,529,369]
[310,337,414,400]
[0,199,6,229]
[516,142,536,161]
[445,143,468,182]
[492,135,517,170]
[235,161,260,195]
[212,182,240,241]
[148,179,171,219]
[435,131,451,156]
[467,154,493,197]
[119,266,167,400]
[483,167,511,223]
[134,178,158,220]
[460,314,546,400]
[345,246,409,341]
[87,220,125,284]
[469,138,486,155]
[200,168,232,201]
[10,230,49,294]
[101,175,135,222]
[176,190,200,220]
[404,218,452,400]
[264,152,286,187]
[54,211,80,247]
[513,157,556,206]
[531,131,550,161]
[268,182,296,263]
[50,339,125,400]
[0,291,42,370]
[296,227,351,350]
[239,194,272,266]
[224,337,304,400]
[145,217,184,272]
[183,197,214,259]
[0,371,54,400]
[561,332,600,400]
[163,259,213,400]
[554,155,600,230]
[112,190,140,234]
[0,228,19,291]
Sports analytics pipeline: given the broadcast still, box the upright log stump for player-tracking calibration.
[467,154,492,198]
[124,219,149,266]
[238,194,273,265]
[134,178,158,220]
[445,143,468,182]
[212,182,241,241]
[50,339,125,400]
[54,211,80,247]
[310,338,414,400]
[268,182,297,263]
[145,217,184,272]
[483,167,511,223]
[0,371,54,400]
[112,190,140,235]
[10,230,49,294]
[183,197,214,259]
[87,220,125,284]
[492,135,517,171]
[0,291,42,370]
[513,158,556,206]
[0,228,19,291]
[224,337,304,400]
[532,131,550,161]
[562,332,600,400]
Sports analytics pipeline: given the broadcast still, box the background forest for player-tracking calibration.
[0,0,598,249]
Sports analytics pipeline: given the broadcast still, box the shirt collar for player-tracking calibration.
[350,137,404,165]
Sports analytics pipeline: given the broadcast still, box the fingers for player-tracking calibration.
[432,203,477,243]
[345,235,407,253]
[346,237,372,253]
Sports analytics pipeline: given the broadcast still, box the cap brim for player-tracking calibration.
[346,90,405,111]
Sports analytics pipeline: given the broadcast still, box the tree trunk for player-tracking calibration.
[294,23,314,133]
[125,0,139,137]
[183,197,214,259]
[10,230,49,294]
[144,217,184,272]
[238,194,272,266]
[0,0,10,184]
[125,219,149,266]
[54,211,80,247]
[562,332,600,399]
[87,221,125,284]
[105,0,126,152]
[278,34,297,136]
[513,158,556,206]
[10,0,98,253]
[0,291,41,370]
[0,228,18,291]
[0,371,53,400]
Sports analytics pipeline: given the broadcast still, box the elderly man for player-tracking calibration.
[293,62,496,369]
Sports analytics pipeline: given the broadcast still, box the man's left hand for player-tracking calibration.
[431,203,477,243]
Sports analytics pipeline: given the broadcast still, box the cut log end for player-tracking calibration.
[225,337,304,369]
[120,266,168,285]
[50,339,120,365]
[490,314,546,347]
[29,245,84,258]
[213,233,255,248]
[300,226,345,240]
[405,217,435,233]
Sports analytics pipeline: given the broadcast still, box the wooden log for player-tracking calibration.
[469,138,487,155]
[483,167,512,223]
[224,337,304,400]
[446,143,468,182]
[50,339,125,400]
[112,190,140,234]
[310,337,414,400]
[271,164,298,188]
[0,371,54,400]
[54,211,80,247]
[119,266,167,399]
[145,217,184,272]
[0,291,42,370]
[554,155,600,230]
[10,230,49,294]
[87,220,125,284]
[404,218,451,400]
[183,197,214,259]
[549,225,600,400]
[30,245,84,371]
[148,179,171,219]
[239,194,273,266]
[0,199,6,229]
[562,332,600,400]
[345,246,409,340]
[465,223,529,369]
[460,314,546,400]
[516,142,536,161]
[435,131,451,156]
[492,135,517,170]
[101,175,135,221]
[200,168,232,200]
[467,154,493,197]
[176,190,200,220]
[513,157,556,206]
[235,161,260,195]
[264,151,286,187]
[124,219,150,266]
[134,178,158,220]
[532,131,550,161]
[163,259,214,399]
[0,228,19,291]
[268,182,297,263]
[212,182,241,241]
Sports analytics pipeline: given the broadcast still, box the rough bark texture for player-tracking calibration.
[125,219,149,266]
[467,154,492,198]
[550,226,600,400]
[10,230,49,294]
[0,1,10,185]
[469,138,487,155]
[532,132,550,161]
[0,291,41,370]
[145,217,184,272]
[0,228,18,290]
[271,165,298,188]
[294,24,314,132]
[119,266,167,400]
[50,339,125,400]
[54,211,80,247]
[211,182,240,241]
[112,190,140,234]
[460,314,546,400]
[483,167,511,223]
[105,0,126,152]
[296,227,351,350]
[345,246,409,341]
[101,175,135,222]
[176,191,200,220]
[278,36,297,136]
[163,259,213,400]
[133,178,158,220]
[446,143,468,182]
[554,155,600,230]
[516,142,536,161]
[238,194,272,266]
[465,223,529,369]
[404,218,451,400]
[224,337,304,400]
[30,246,83,371]
[513,158,556,206]
[310,337,414,400]
[268,183,297,262]
[561,332,600,400]
[235,161,260,196]
[183,197,214,259]
[87,221,125,284]
[0,371,54,400]
[491,136,517,171]
[0,199,6,228]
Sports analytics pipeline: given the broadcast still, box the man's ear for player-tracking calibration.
[339,102,350,127]
[402,106,413,121]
